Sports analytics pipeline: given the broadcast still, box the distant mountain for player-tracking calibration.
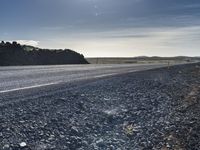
[0,41,89,66]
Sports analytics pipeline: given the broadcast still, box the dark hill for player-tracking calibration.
[0,41,89,66]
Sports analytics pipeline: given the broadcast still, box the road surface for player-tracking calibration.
[0,64,167,94]
[0,63,199,149]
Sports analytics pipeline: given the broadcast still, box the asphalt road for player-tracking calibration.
[0,63,167,94]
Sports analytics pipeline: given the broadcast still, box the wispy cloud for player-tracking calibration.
[16,40,39,47]
[41,26,65,31]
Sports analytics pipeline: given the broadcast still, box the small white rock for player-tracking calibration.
[96,138,103,144]
[20,142,27,147]
[3,144,10,149]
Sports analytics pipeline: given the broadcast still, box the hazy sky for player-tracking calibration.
[1,0,200,57]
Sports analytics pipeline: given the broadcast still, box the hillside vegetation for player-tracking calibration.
[0,41,88,66]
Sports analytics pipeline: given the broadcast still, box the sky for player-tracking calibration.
[0,0,200,57]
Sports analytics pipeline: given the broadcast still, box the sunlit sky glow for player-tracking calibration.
[1,0,200,57]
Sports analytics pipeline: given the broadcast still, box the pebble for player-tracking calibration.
[3,144,10,149]
[20,142,27,147]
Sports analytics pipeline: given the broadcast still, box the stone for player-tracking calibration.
[20,142,27,147]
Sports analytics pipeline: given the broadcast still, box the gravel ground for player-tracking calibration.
[0,63,200,150]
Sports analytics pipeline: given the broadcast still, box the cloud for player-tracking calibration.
[41,26,65,31]
[16,40,39,47]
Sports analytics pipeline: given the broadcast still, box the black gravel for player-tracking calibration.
[0,63,200,150]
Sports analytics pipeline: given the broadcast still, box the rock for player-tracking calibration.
[77,101,85,110]
[96,138,106,148]
[104,98,110,101]
[20,142,27,147]
[96,138,104,144]
[71,126,79,135]
[3,144,10,149]
[48,135,55,141]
